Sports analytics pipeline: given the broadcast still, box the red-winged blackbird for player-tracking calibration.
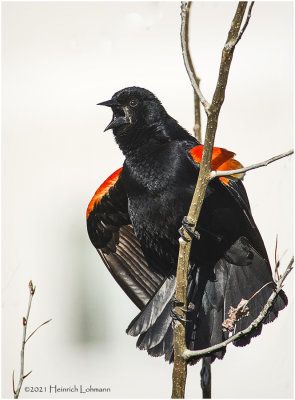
[87,87,287,363]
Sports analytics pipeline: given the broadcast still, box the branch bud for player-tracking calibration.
[28,280,35,295]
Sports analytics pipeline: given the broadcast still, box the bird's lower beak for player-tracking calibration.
[98,99,129,132]
[103,114,128,132]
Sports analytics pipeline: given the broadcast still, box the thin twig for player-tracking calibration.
[194,92,202,143]
[14,281,35,399]
[183,257,293,360]
[12,370,16,396]
[180,1,210,117]
[274,237,288,283]
[13,281,51,399]
[22,370,32,380]
[180,1,202,141]
[172,3,248,399]
[234,2,255,46]
[247,281,272,303]
[25,319,52,343]
[275,235,279,280]
[210,149,293,180]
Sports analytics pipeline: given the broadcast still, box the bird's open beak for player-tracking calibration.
[97,99,129,132]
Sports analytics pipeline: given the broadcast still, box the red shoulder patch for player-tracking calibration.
[87,167,123,218]
[189,145,244,186]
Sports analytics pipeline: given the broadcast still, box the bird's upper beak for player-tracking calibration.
[97,99,117,107]
[97,99,129,132]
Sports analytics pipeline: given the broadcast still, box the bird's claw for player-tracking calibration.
[181,301,195,313]
[171,296,184,308]
[179,217,201,242]
[180,306,194,313]
[170,309,191,323]
[171,298,194,323]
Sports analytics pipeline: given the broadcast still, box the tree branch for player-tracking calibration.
[234,2,255,46]
[172,3,248,398]
[193,92,202,143]
[13,281,35,399]
[210,149,294,180]
[182,257,293,360]
[180,1,210,118]
[25,319,52,344]
[13,281,51,399]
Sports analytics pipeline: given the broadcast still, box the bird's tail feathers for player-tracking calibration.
[126,237,288,363]
[126,274,175,337]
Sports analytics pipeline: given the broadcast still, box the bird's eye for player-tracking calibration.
[129,99,138,108]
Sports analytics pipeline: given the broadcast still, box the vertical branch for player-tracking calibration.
[180,2,206,392]
[172,243,190,398]
[172,3,249,398]
[180,2,210,131]
[194,91,202,142]
[13,281,51,399]
[180,1,202,141]
[13,281,35,399]
[186,0,248,234]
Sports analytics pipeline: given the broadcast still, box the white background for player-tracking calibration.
[2,1,293,398]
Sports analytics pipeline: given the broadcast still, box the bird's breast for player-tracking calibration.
[121,144,198,256]
[124,169,194,247]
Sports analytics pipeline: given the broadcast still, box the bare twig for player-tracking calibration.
[179,5,208,393]
[180,1,203,141]
[234,2,255,46]
[274,236,288,283]
[12,370,16,396]
[193,92,202,143]
[275,235,280,280]
[248,281,273,303]
[13,281,51,399]
[22,370,32,380]
[172,3,248,399]
[183,257,293,360]
[25,319,52,343]
[180,2,210,117]
[210,149,293,180]
[14,281,35,399]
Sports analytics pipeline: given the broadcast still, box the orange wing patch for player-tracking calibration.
[189,145,244,186]
[87,167,123,218]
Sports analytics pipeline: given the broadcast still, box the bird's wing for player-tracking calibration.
[188,145,245,186]
[188,144,270,259]
[87,168,164,310]
[188,145,256,226]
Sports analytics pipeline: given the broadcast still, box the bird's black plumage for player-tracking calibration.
[87,86,287,363]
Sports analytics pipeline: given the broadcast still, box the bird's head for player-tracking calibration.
[98,87,168,153]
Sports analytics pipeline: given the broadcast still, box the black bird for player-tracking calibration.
[87,86,287,363]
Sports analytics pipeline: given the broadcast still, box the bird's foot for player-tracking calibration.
[171,309,191,323]
[171,295,184,308]
[171,297,194,324]
[180,302,195,314]
[178,216,201,242]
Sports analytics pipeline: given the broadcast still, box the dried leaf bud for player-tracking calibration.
[23,317,27,326]
[28,280,35,295]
